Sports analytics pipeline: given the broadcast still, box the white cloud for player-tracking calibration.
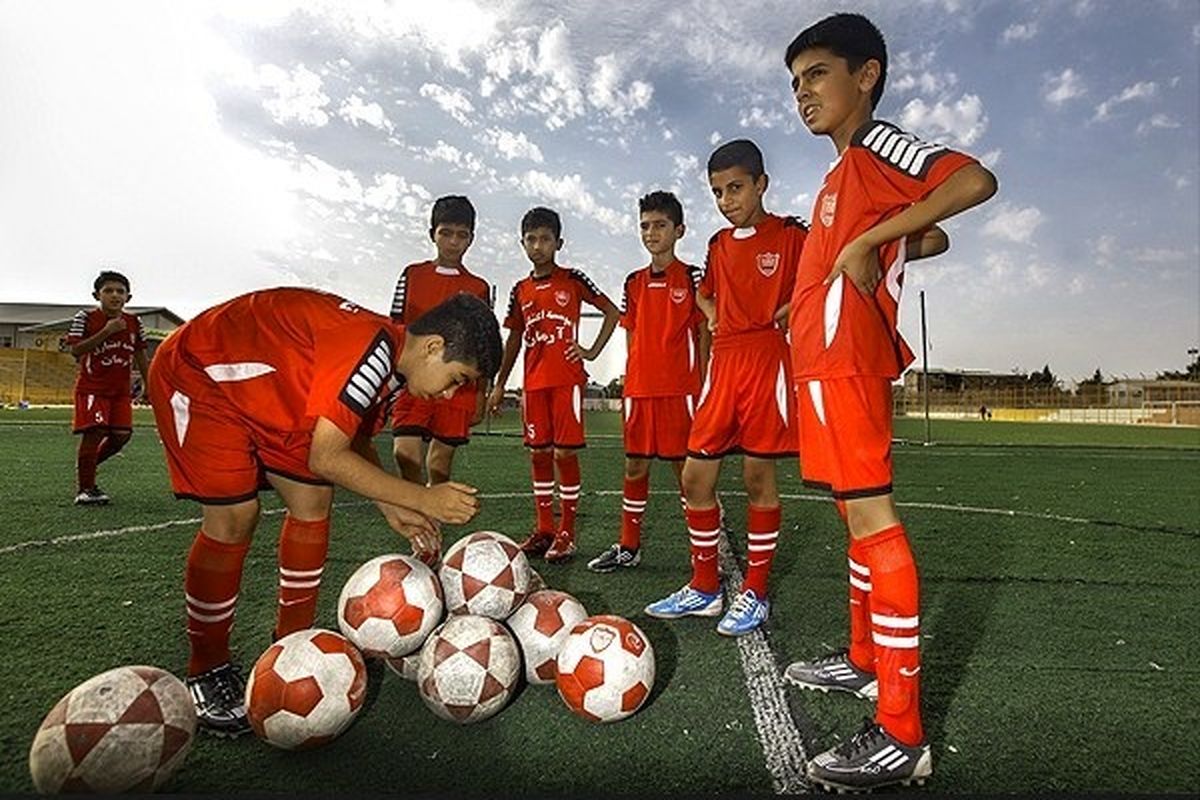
[982,203,1045,244]
[1136,113,1180,135]
[738,106,784,129]
[1091,234,1118,266]
[588,53,654,120]
[419,140,489,178]
[1092,81,1158,121]
[898,94,988,147]
[1194,22,1200,45]
[478,126,544,162]
[512,170,628,234]
[670,152,700,184]
[1073,0,1095,16]
[1171,173,1191,191]
[980,148,1002,168]
[257,63,330,127]
[1043,68,1086,106]
[709,131,722,145]
[1133,247,1188,263]
[1001,22,1038,43]
[419,82,475,125]
[338,93,394,133]
[1067,274,1087,295]
[892,70,958,95]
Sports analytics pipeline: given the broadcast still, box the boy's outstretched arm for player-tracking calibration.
[487,329,522,414]
[906,225,949,261]
[828,163,997,292]
[349,431,442,561]
[309,417,479,524]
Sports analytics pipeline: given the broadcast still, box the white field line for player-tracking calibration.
[715,528,809,793]
[1,487,1160,558]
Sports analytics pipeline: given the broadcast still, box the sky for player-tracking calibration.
[1,0,1197,387]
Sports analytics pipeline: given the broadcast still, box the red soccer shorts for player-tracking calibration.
[522,384,585,449]
[148,344,328,504]
[623,394,694,460]
[73,391,133,433]
[796,375,894,499]
[391,391,473,446]
[687,330,798,459]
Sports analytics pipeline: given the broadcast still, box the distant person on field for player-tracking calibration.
[66,270,150,506]
[147,288,500,737]
[643,139,806,637]
[979,404,988,420]
[781,13,997,791]
[587,191,710,574]
[390,195,492,487]
[487,207,620,563]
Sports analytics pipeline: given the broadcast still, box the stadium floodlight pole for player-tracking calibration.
[920,290,931,446]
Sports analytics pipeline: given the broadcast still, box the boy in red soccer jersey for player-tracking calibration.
[587,190,708,573]
[644,140,806,637]
[487,207,620,563]
[66,270,150,506]
[780,14,997,791]
[390,195,492,486]
[147,289,500,736]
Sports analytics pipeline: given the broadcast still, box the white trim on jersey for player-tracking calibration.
[203,363,277,383]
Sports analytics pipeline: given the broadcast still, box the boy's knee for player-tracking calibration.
[624,458,650,480]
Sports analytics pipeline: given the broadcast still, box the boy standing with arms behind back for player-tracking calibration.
[782,13,997,791]
[488,207,620,563]
[587,190,708,573]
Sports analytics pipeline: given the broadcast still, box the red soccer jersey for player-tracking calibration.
[700,213,806,341]
[390,260,491,412]
[789,120,977,380]
[503,266,610,390]
[621,259,704,397]
[66,308,147,396]
[170,288,404,439]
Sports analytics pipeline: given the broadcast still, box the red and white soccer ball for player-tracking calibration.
[439,531,532,619]
[417,615,521,724]
[337,554,444,659]
[385,652,421,682]
[556,615,655,723]
[28,665,196,793]
[245,629,368,750]
[508,590,589,684]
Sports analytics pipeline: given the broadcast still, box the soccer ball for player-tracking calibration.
[527,568,547,593]
[245,629,368,750]
[28,665,196,793]
[507,590,588,684]
[337,554,444,658]
[556,615,655,723]
[439,531,532,619]
[385,652,421,682]
[417,615,521,724]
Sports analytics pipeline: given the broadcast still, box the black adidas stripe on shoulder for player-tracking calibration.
[685,263,703,290]
[340,330,394,417]
[707,230,722,247]
[506,283,521,321]
[783,216,810,232]
[853,121,951,180]
[566,268,602,298]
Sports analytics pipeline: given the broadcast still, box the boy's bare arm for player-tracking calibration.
[133,350,151,402]
[70,317,126,357]
[906,225,949,261]
[575,295,620,361]
[349,430,442,559]
[828,164,997,292]
[695,291,717,333]
[697,322,712,376]
[487,330,522,413]
[309,417,478,524]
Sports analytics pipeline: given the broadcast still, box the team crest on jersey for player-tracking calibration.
[670,287,688,304]
[756,252,781,277]
[554,289,570,307]
[820,192,838,227]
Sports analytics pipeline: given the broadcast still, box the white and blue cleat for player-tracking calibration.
[716,589,770,636]
[644,584,723,619]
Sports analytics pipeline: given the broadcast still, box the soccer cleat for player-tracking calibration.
[73,487,110,506]
[644,584,723,619]
[518,530,555,557]
[716,588,770,636]
[783,648,878,700]
[544,530,577,563]
[586,544,641,573]
[807,718,932,792]
[186,662,251,738]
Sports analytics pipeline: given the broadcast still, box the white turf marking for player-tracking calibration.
[715,528,809,793]
[0,488,1156,558]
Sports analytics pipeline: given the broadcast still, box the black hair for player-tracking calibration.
[94,270,130,293]
[784,13,888,110]
[638,190,684,226]
[407,293,502,381]
[707,139,765,179]
[520,206,562,239]
[430,195,476,234]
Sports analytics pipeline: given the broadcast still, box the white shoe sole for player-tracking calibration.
[784,674,878,701]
